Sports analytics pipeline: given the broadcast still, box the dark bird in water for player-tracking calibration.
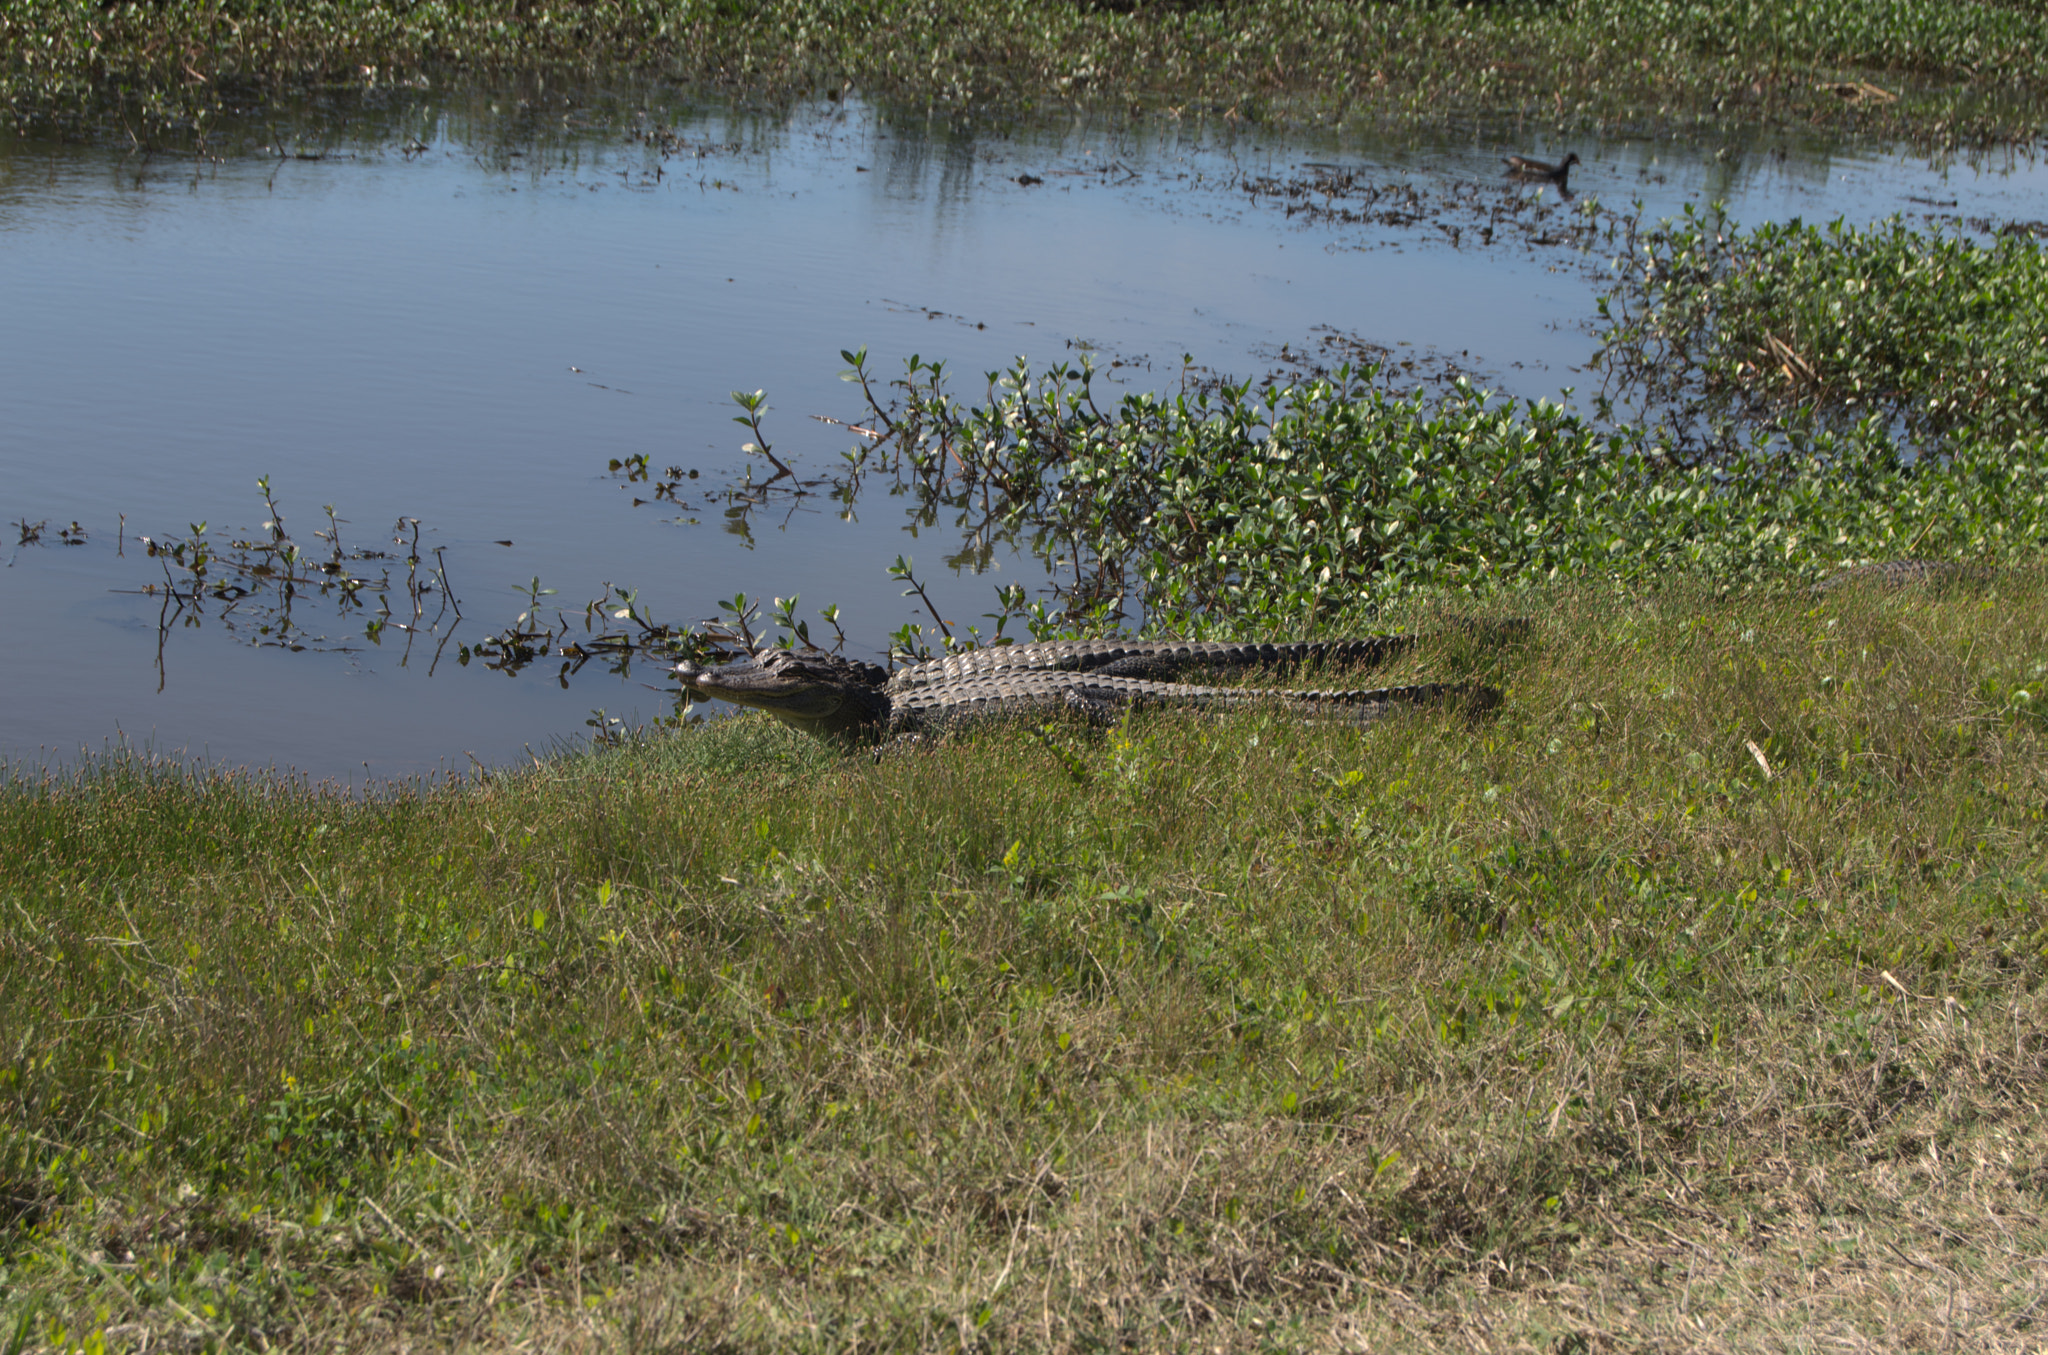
[1503,152,1581,189]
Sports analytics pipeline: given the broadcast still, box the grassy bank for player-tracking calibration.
[7,42,2048,1351]
[4,0,2046,148]
[6,579,2048,1349]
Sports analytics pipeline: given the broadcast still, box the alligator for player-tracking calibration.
[883,635,1419,687]
[674,635,1504,741]
[1813,559,1992,593]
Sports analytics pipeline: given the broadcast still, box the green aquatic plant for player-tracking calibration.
[6,0,2047,148]
[1597,204,2048,449]
[841,345,2048,628]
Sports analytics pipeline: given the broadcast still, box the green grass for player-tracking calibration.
[7,581,2048,1348]
[7,14,2048,1347]
[5,0,2046,148]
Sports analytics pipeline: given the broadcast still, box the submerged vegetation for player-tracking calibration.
[5,0,2048,148]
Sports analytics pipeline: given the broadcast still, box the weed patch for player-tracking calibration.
[7,0,2047,149]
[6,582,2048,1346]
[1599,206,2048,449]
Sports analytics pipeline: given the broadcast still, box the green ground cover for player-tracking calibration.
[4,0,2046,146]
[7,15,2048,1348]
[7,580,2048,1350]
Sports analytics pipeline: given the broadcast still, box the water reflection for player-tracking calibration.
[0,91,2042,780]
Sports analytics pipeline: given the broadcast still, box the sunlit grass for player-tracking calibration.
[6,3,2045,1345]
[6,577,2048,1347]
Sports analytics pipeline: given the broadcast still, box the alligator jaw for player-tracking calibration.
[675,655,854,728]
[675,652,891,738]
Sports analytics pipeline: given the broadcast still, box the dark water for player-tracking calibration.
[2,94,2042,781]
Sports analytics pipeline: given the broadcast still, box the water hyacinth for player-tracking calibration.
[847,347,2048,629]
[1598,205,2048,444]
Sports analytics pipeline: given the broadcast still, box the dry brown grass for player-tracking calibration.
[5,575,2048,1350]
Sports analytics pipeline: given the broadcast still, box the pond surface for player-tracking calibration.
[3,93,2043,782]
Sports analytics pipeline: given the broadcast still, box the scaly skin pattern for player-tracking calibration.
[882,637,1413,691]
[677,646,1497,742]
[886,672,1492,736]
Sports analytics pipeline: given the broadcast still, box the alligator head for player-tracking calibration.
[675,649,892,739]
